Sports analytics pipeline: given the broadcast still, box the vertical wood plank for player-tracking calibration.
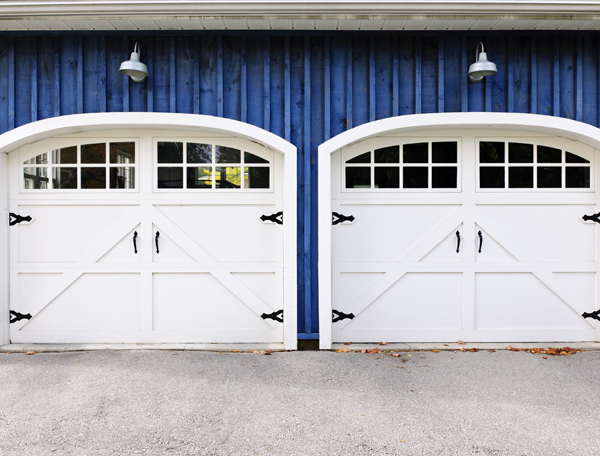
[375,36,392,120]
[146,38,154,112]
[346,36,353,129]
[369,36,376,121]
[241,36,247,123]
[54,36,60,118]
[284,36,291,141]
[438,36,444,113]
[415,36,422,114]
[324,35,331,140]
[77,36,83,114]
[303,35,312,334]
[553,36,560,116]
[8,37,14,130]
[199,36,217,116]
[170,36,176,113]
[269,37,284,138]
[330,36,347,137]
[508,36,515,113]
[485,40,492,112]
[122,37,130,112]
[393,36,399,117]
[175,36,194,114]
[30,37,37,121]
[531,37,537,114]
[461,36,468,112]
[576,35,583,122]
[193,36,200,115]
[0,38,10,133]
[264,36,270,131]
[217,36,223,117]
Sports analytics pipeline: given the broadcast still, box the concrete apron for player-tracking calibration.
[1,342,600,352]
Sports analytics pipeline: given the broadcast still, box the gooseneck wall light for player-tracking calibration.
[119,42,149,83]
[468,42,498,83]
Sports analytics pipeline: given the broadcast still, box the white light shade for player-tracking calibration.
[119,43,148,83]
[468,43,498,83]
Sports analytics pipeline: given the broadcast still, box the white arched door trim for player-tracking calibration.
[318,112,600,349]
[1,113,297,349]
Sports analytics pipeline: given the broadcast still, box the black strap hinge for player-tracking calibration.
[260,211,283,225]
[9,213,33,226]
[10,310,32,324]
[582,310,600,321]
[332,309,355,322]
[582,212,600,224]
[261,309,283,323]
[332,212,355,225]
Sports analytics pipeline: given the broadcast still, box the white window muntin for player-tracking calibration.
[341,137,462,193]
[476,138,594,193]
[20,138,139,193]
[153,137,273,193]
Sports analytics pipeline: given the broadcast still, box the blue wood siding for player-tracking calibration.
[1,31,600,340]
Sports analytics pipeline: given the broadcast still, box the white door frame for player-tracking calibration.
[0,112,297,349]
[318,112,600,349]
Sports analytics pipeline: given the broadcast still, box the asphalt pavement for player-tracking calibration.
[1,347,599,456]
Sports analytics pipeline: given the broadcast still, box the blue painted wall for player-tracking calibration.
[1,31,599,340]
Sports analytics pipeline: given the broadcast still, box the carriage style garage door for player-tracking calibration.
[9,129,289,344]
[328,129,600,343]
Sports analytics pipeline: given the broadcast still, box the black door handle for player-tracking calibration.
[155,231,160,254]
[133,231,138,254]
[478,230,483,253]
[456,230,460,253]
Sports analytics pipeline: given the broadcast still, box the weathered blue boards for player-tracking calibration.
[1,31,600,340]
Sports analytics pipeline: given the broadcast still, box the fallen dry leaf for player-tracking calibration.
[432,350,439,353]
[457,340,465,345]
[344,342,352,345]
[25,351,36,355]
[379,342,388,345]
[368,347,379,354]
[469,348,479,352]
[542,356,548,359]
[443,344,449,347]
[392,353,401,357]
[264,350,273,355]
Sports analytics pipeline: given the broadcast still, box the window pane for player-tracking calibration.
[480,167,504,188]
[215,146,240,163]
[216,166,241,188]
[245,167,270,189]
[566,167,591,188]
[52,147,77,164]
[52,168,77,189]
[432,142,457,163]
[24,167,48,189]
[157,142,183,164]
[244,152,269,164]
[157,167,183,188]
[374,167,400,188]
[480,142,505,163]
[509,143,533,163]
[109,167,135,189]
[24,152,48,165]
[187,167,212,189]
[537,146,561,163]
[403,167,428,188]
[565,152,590,164]
[110,142,135,164]
[508,167,533,188]
[537,167,561,188]
[187,143,212,164]
[345,167,370,188]
[374,146,399,163]
[81,143,106,164]
[432,167,457,188]
[81,167,106,189]
[346,152,371,164]
[403,143,428,163]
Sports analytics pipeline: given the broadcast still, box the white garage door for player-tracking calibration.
[9,132,286,344]
[331,131,600,343]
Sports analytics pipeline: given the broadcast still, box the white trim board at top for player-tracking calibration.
[318,112,600,349]
[1,113,297,349]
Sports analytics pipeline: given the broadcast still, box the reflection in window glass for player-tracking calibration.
[245,167,270,189]
[537,167,561,188]
[24,153,48,165]
[565,152,590,164]
[245,152,269,164]
[215,146,240,163]
[81,168,106,189]
[110,142,135,164]
[158,167,183,188]
[216,167,241,188]
[432,142,457,163]
[566,167,590,188]
[403,167,428,188]
[480,142,505,163]
[347,152,371,164]
[403,143,428,163]
[346,167,370,188]
[52,167,77,189]
[52,147,77,164]
[187,167,212,189]
[375,167,400,188]
[509,143,533,163]
[81,143,106,164]
[157,142,183,163]
[187,143,212,164]
[480,167,504,188]
[375,146,399,163]
[109,167,135,189]
[508,167,533,188]
[537,146,561,163]
[432,167,457,188]
[24,167,49,189]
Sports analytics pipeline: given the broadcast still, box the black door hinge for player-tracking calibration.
[261,309,283,323]
[10,310,32,324]
[260,212,283,225]
[332,309,355,322]
[9,213,33,226]
[582,212,600,224]
[582,310,600,321]
[332,212,355,225]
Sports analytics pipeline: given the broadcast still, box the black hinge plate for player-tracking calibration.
[332,212,355,225]
[582,212,600,224]
[9,213,33,226]
[261,309,283,322]
[10,310,32,324]
[332,309,355,322]
[260,211,283,225]
[582,310,600,321]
